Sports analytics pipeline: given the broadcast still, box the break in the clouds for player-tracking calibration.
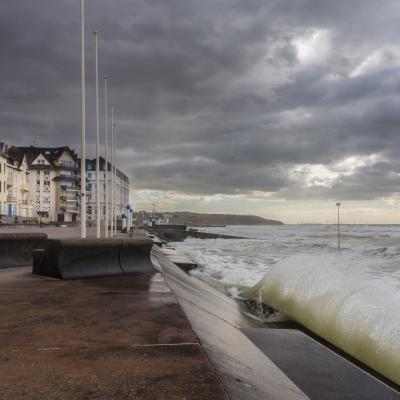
[2,0,400,221]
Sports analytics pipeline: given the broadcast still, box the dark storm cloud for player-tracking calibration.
[2,0,400,200]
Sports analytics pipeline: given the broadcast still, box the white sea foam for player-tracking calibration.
[244,252,400,385]
[174,225,400,385]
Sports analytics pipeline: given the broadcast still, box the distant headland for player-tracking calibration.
[165,212,284,226]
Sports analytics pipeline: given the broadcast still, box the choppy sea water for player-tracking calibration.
[173,224,400,385]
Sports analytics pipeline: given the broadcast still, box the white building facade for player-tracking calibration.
[3,144,33,219]
[0,145,130,224]
[12,146,80,222]
[85,157,130,224]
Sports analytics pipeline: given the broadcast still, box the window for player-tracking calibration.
[36,180,40,185]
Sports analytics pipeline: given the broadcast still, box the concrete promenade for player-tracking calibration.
[0,227,228,399]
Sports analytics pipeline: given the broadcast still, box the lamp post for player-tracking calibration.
[104,76,109,238]
[80,0,86,238]
[336,202,341,250]
[111,107,114,236]
[94,30,100,238]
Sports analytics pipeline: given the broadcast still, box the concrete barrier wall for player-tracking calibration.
[33,238,154,279]
[0,233,47,268]
[120,238,154,274]
[151,225,187,231]
[43,239,122,279]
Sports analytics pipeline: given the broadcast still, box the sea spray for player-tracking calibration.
[174,225,400,384]
[242,252,400,385]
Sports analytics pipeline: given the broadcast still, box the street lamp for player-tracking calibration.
[336,202,341,250]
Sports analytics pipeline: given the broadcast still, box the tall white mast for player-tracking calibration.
[114,122,117,236]
[80,0,86,238]
[94,30,101,238]
[104,76,109,238]
[111,106,114,236]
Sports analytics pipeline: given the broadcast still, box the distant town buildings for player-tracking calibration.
[0,143,130,223]
[133,211,171,226]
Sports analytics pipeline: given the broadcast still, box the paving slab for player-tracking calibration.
[0,267,228,399]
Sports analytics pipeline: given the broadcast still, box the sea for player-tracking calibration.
[173,224,400,385]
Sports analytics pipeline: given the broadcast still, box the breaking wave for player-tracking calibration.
[174,225,400,385]
[242,252,400,385]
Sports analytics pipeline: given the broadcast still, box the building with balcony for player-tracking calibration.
[11,146,80,222]
[85,157,130,224]
[2,146,130,224]
[0,143,8,216]
[5,145,33,218]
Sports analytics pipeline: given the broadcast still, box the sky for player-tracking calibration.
[2,0,400,223]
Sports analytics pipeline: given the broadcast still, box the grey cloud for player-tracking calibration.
[1,0,400,201]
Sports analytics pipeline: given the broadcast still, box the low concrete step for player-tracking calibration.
[158,247,197,271]
[243,328,400,400]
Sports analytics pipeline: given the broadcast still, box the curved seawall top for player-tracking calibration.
[151,245,400,399]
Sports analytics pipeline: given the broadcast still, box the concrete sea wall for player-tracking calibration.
[0,233,47,268]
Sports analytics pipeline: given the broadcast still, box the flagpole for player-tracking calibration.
[104,76,109,238]
[111,106,114,236]
[80,0,86,238]
[114,122,117,236]
[94,30,100,238]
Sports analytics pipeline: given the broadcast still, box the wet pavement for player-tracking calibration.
[0,267,228,399]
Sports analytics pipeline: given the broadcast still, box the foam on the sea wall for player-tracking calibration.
[242,253,400,386]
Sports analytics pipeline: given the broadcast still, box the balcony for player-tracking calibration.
[6,177,13,187]
[56,162,79,171]
[7,196,16,203]
[20,200,29,206]
[61,206,79,213]
[60,196,77,202]
[20,184,29,192]
[60,185,79,191]
[54,175,79,182]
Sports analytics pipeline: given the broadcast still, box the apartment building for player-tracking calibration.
[0,145,130,223]
[12,146,80,222]
[0,144,33,219]
[0,144,8,216]
[85,157,130,223]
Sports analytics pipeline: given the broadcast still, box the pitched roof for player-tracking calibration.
[7,147,25,167]
[14,146,78,167]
